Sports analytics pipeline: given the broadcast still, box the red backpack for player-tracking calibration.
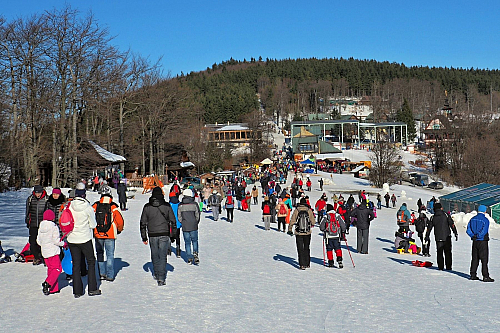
[263,203,271,215]
[279,203,287,215]
[227,196,233,205]
[59,202,75,237]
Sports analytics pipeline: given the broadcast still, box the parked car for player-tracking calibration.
[428,181,444,190]
[411,174,429,186]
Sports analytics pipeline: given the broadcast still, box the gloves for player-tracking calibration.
[63,242,68,250]
[454,234,458,241]
[341,232,346,240]
[287,231,293,236]
[472,235,477,241]
[424,237,430,243]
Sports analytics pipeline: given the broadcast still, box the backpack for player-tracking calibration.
[95,202,113,234]
[320,213,340,237]
[295,210,311,233]
[226,196,233,205]
[279,203,287,215]
[59,202,75,237]
[263,203,271,215]
[397,210,407,225]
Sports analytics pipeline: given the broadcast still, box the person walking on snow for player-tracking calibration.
[320,204,346,268]
[350,199,375,254]
[262,196,273,231]
[224,190,235,223]
[251,186,259,205]
[140,187,176,286]
[117,179,127,210]
[168,192,182,257]
[178,189,201,265]
[288,198,316,270]
[391,193,397,208]
[36,210,64,295]
[208,190,222,221]
[466,205,494,282]
[67,183,101,297]
[92,188,124,282]
[276,198,288,232]
[384,193,390,208]
[376,193,382,210]
[425,202,458,271]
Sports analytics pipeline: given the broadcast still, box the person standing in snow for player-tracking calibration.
[67,183,101,297]
[391,193,397,208]
[168,192,182,257]
[384,193,390,208]
[25,185,48,265]
[262,196,273,231]
[350,199,375,254]
[288,198,316,270]
[117,179,127,211]
[396,203,412,233]
[44,188,66,227]
[466,205,494,282]
[320,204,346,268]
[276,198,288,232]
[178,189,201,265]
[425,203,458,271]
[140,187,176,285]
[415,212,430,256]
[315,193,327,222]
[318,178,324,191]
[92,187,124,282]
[251,186,259,205]
[376,193,382,210]
[36,210,64,295]
[224,190,235,223]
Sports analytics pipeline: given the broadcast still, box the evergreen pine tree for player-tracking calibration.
[397,98,416,143]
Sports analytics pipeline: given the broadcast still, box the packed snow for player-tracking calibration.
[0,170,499,332]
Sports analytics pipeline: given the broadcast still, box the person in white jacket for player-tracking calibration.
[37,210,65,295]
[67,184,101,298]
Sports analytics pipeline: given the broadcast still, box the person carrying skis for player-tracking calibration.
[178,189,201,265]
[425,202,458,271]
[92,187,124,282]
[350,199,375,254]
[396,203,412,233]
[288,198,316,270]
[25,185,48,265]
[466,205,494,282]
[36,210,65,295]
[320,204,346,268]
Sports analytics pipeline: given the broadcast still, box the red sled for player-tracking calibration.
[242,200,249,211]
[412,260,432,267]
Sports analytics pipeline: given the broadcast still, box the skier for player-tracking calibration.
[36,210,65,295]
[466,205,494,282]
[68,183,101,297]
[178,189,201,265]
[208,190,222,221]
[288,198,316,270]
[320,204,346,268]
[425,203,458,271]
[140,186,176,286]
[350,199,375,254]
[25,185,48,265]
[92,187,124,282]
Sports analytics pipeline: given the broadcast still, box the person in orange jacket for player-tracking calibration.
[92,187,124,282]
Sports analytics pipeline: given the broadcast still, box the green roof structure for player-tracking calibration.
[439,183,500,224]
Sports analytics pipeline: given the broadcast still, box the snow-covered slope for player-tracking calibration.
[0,176,498,332]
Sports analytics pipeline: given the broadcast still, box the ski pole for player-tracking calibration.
[323,236,326,267]
[343,235,355,268]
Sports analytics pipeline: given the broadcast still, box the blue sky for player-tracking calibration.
[2,0,499,76]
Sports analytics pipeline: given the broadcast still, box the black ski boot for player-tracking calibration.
[42,281,50,296]
[337,257,343,269]
[328,259,334,268]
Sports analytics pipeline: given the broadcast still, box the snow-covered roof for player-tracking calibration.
[88,141,126,163]
[216,125,249,131]
[315,153,345,160]
[352,164,368,173]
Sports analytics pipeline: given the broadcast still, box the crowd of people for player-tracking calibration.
[14,154,495,298]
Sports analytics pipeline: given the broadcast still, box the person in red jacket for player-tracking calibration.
[306,178,312,191]
[315,193,328,221]
[92,188,124,281]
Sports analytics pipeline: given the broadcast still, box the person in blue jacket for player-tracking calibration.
[396,203,412,233]
[466,205,494,282]
[169,192,182,258]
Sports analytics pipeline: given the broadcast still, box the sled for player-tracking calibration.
[61,248,73,275]
[397,247,421,255]
[412,260,433,267]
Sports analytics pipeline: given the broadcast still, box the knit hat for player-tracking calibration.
[100,186,112,196]
[43,209,55,221]
[478,205,487,213]
[326,204,334,212]
[183,189,193,197]
[34,185,43,193]
[434,202,442,210]
[278,198,283,202]
[152,187,163,199]
[76,182,86,190]
[52,188,62,195]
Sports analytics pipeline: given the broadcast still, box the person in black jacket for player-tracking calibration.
[425,202,458,271]
[350,200,375,254]
[140,187,176,286]
[117,180,127,211]
[44,188,66,228]
[25,185,48,265]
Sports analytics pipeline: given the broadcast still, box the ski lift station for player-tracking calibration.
[439,183,500,224]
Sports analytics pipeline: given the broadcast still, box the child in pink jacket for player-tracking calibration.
[37,210,65,295]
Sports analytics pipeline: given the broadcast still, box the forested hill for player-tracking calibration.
[180,57,500,123]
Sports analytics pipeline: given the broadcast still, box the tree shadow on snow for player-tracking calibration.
[376,237,394,244]
[143,262,174,277]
